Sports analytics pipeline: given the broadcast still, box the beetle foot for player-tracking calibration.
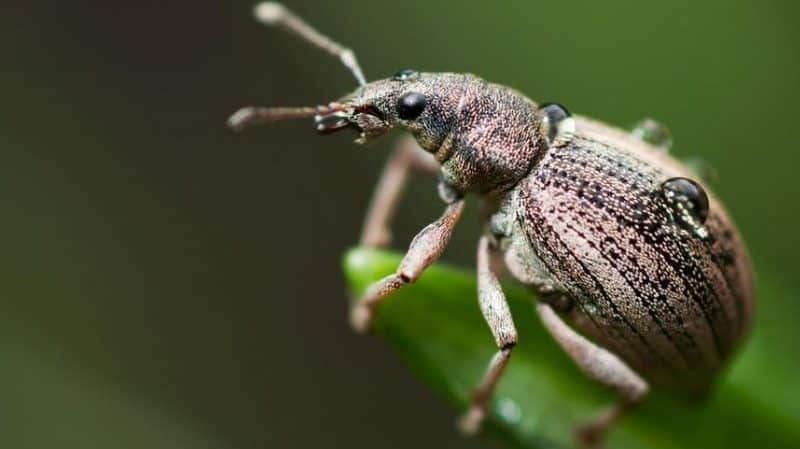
[574,422,607,449]
[349,303,374,334]
[456,405,485,436]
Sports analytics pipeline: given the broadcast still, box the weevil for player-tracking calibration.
[228,3,755,447]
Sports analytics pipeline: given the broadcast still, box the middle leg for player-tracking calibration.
[458,235,518,435]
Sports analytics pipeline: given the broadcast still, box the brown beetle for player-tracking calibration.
[229,3,755,447]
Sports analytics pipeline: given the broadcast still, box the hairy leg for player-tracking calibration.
[458,236,518,434]
[351,198,464,333]
[537,302,649,448]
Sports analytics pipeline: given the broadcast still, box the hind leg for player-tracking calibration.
[536,301,649,449]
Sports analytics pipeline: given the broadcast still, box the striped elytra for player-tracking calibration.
[515,123,754,396]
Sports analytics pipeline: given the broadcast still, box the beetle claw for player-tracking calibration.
[456,406,485,436]
[575,422,607,449]
[349,304,374,334]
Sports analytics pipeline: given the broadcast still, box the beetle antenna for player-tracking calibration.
[227,103,345,132]
[254,2,367,86]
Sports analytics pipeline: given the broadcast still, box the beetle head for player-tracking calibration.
[228,70,468,148]
[227,4,466,149]
[228,3,546,195]
[319,70,471,147]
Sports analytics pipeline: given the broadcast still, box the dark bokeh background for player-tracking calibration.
[2,1,798,448]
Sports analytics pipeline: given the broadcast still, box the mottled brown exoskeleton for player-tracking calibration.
[228,3,755,448]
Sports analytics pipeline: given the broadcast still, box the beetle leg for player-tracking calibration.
[360,135,439,248]
[536,301,649,449]
[350,198,465,333]
[458,235,518,435]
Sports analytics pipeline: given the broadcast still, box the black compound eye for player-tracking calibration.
[397,92,427,120]
[393,69,419,81]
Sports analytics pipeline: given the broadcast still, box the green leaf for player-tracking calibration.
[344,247,800,449]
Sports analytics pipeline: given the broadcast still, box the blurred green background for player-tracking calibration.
[1,1,798,448]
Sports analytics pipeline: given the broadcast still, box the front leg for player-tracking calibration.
[351,197,465,333]
[537,301,649,448]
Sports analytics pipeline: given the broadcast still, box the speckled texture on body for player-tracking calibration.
[330,71,755,396]
[231,6,761,437]
[241,69,756,398]
[513,130,754,395]
[341,73,548,195]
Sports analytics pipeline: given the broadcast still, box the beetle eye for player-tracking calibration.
[393,69,419,81]
[397,92,427,120]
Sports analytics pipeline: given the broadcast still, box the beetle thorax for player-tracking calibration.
[436,81,548,195]
[330,72,549,196]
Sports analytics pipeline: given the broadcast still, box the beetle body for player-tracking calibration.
[349,71,755,396]
[492,116,755,396]
[230,4,756,444]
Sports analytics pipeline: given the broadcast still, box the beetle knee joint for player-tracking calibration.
[397,271,414,283]
[501,340,517,351]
